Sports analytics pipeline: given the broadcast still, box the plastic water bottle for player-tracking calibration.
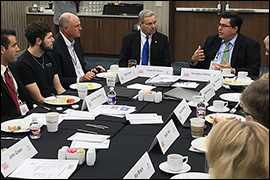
[29,116,41,139]
[196,98,206,119]
[107,87,116,105]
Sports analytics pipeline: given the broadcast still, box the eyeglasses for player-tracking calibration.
[217,23,232,28]
[239,109,253,117]
[143,20,157,27]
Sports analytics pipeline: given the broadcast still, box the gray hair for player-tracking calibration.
[59,13,75,31]
[138,9,155,24]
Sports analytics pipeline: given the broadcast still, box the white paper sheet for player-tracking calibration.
[171,82,199,89]
[9,159,78,179]
[70,140,110,149]
[127,83,156,90]
[67,132,110,143]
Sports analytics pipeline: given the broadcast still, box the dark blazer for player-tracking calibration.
[191,33,261,76]
[51,32,85,89]
[119,30,171,67]
[1,63,33,122]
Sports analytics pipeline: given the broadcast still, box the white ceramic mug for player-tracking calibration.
[222,68,231,75]
[77,83,88,99]
[110,64,119,72]
[167,154,188,172]
[190,118,205,138]
[45,112,59,132]
[213,100,228,111]
[238,71,248,79]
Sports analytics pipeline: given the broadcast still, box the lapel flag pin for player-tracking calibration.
[155,41,158,44]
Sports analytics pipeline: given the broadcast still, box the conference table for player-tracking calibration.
[1,75,245,179]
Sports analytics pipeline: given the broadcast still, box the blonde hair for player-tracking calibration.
[206,120,269,179]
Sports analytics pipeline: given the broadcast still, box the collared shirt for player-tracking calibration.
[60,31,84,82]
[213,34,238,67]
[140,31,153,66]
[1,64,18,91]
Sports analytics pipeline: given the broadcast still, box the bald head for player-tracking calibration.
[58,12,82,41]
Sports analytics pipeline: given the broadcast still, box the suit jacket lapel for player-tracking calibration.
[136,31,141,64]
[1,78,12,99]
[231,34,242,67]
[59,34,77,76]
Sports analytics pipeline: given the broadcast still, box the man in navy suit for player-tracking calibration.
[52,12,105,89]
[119,9,171,67]
[1,29,33,122]
[190,12,261,76]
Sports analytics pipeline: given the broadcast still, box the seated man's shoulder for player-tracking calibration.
[123,30,140,39]
[238,33,259,44]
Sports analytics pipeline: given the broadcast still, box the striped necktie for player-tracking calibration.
[141,36,149,65]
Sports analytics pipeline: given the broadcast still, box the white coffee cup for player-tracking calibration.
[192,95,203,105]
[222,68,231,75]
[110,65,119,72]
[213,100,228,111]
[167,154,188,172]
[155,91,162,103]
[106,74,116,87]
[238,71,248,79]
[190,118,205,138]
[45,112,59,132]
[77,83,88,99]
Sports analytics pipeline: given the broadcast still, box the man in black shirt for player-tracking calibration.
[16,21,66,103]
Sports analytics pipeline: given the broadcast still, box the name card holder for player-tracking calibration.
[137,65,173,77]
[180,68,216,82]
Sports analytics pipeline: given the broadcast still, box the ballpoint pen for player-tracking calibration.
[77,129,97,134]
[85,124,108,129]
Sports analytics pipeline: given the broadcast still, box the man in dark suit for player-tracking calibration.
[51,12,105,89]
[1,29,33,122]
[119,9,171,67]
[190,12,261,76]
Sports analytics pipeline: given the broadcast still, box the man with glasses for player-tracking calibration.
[190,12,261,76]
[119,9,171,67]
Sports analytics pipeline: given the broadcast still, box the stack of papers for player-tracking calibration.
[145,74,181,87]
[64,109,99,120]
[68,132,110,149]
[90,105,136,118]
[125,113,163,124]
[172,82,199,89]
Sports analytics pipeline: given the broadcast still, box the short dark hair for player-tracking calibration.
[25,21,51,47]
[1,28,16,49]
[221,12,243,33]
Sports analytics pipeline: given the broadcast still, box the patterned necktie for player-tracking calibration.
[221,42,230,65]
[141,36,149,65]
[5,68,21,115]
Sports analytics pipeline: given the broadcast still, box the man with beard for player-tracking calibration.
[119,9,171,67]
[190,12,261,76]
[16,21,66,103]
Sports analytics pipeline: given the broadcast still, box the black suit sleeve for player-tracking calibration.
[119,35,131,67]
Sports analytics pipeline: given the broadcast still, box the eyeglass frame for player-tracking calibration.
[142,20,157,27]
[217,22,232,28]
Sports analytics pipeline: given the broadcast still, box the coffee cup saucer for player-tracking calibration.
[187,101,209,108]
[207,106,230,113]
[222,73,235,78]
[159,161,191,174]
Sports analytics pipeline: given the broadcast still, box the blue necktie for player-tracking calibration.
[141,36,149,65]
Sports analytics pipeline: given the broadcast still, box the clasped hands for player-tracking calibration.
[191,46,234,74]
[79,65,106,82]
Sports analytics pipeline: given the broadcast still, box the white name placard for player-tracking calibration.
[180,68,216,82]
[173,99,192,125]
[123,151,155,179]
[1,136,38,178]
[118,67,138,84]
[81,88,107,111]
[211,71,224,91]
[137,65,173,77]
[156,119,180,154]
[200,83,216,102]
